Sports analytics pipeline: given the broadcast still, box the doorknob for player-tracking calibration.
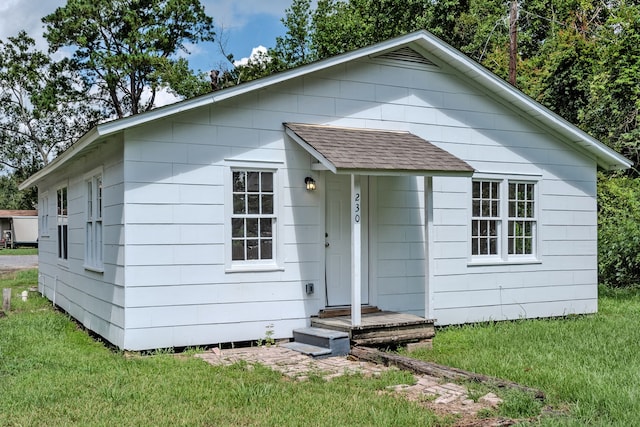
[325,241,330,248]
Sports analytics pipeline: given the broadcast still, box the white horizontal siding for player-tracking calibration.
[37,139,126,348]
[30,51,604,350]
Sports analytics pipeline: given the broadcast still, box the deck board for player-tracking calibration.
[311,311,436,346]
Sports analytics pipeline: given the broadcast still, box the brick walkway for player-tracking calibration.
[196,346,503,419]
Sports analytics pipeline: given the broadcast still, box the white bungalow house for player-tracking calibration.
[21,31,630,351]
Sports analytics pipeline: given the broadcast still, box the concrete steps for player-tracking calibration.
[281,327,350,358]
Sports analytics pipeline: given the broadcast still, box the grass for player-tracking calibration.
[407,285,640,425]
[6,269,640,425]
[0,247,38,255]
[0,270,446,426]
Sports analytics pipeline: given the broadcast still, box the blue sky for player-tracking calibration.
[0,0,292,72]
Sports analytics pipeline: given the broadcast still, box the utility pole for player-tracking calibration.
[509,0,518,86]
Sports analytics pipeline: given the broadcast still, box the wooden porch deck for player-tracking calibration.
[311,310,436,346]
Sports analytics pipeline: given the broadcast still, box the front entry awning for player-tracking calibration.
[284,122,474,175]
[284,123,473,327]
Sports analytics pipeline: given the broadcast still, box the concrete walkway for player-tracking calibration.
[196,346,505,422]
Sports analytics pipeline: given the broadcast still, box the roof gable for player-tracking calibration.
[20,31,630,189]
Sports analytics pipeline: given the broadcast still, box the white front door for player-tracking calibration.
[325,174,369,306]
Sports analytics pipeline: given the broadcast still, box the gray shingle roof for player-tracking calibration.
[284,123,474,174]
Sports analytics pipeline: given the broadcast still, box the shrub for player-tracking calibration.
[598,173,640,287]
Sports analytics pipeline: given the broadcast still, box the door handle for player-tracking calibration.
[325,242,330,248]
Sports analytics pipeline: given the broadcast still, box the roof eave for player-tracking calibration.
[19,127,102,190]
[333,168,474,177]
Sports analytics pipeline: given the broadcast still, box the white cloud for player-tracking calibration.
[233,45,269,67]
[0,0,64,51]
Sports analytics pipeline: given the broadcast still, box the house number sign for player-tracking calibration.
[354,193,361,223]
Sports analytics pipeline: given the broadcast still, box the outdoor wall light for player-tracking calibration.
[305,177,316,191]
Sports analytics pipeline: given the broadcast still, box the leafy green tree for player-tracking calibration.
[43,0,216,118]
[0,31,98,171]
[311,0,431,59]
[582,4,640,170]
[598,173,640,287]
[271,0,315,70]
[0,31,97,208]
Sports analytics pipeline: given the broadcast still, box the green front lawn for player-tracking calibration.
[0,270,444,426]
[409,285,640,425]
[3,269,639,425]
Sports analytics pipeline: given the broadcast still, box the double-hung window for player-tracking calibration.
[40,194,49,237]
[85,172,103,270]
[57,186,68,261]
[231,170,275,264]
[471,177,538,262]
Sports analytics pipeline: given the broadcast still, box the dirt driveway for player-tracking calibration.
[0,255,38,273]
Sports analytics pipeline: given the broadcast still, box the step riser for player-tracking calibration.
[291,327,350,357]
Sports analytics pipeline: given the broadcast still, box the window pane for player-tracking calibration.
[481,182,490,198]
[87,181,93,220]
[481,200,489,216]
[233,194,245,214]
[526,201,534,218]
[261,172,273,192]
[97,176,103,218]
[480,239,488,254]
[96,221,102,264]
[261,239,272,259]
[233,172,245,192]
[472,200,480,217]
[262,195,273,215]
[491,182,499,198]
[232,240,245,260]
[248,195,260,214]
[232,218,244,238]
[247,240,259,259]
[260,218,272,237]
[472,181,480,198]
[247,172,260,192]
[489,238,498,254]
[246,218,258,237]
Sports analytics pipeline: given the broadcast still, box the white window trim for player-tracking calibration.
[224,161,284,273]
[84,167,104,273]
[56,182,69,266]
[468,173,541,266]
[40,192,50,238]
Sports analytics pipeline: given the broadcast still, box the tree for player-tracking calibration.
[582,4,640,171]
[311,0,431,59]
[270,0,315,70]
[43,0,216,118]
[0,31,99,171]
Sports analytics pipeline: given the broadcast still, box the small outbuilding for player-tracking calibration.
[20,31,630,350]
[0,210,38,248]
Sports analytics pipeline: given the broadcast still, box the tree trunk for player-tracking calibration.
[509,0,518,86]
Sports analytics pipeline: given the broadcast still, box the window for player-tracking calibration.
[508,182,535,255]
[471,181,500,256]
[231,170,275,262]
[40,194,49,237]
[57,186,68,260]
[471,177,537,261]
[85,173,103,270]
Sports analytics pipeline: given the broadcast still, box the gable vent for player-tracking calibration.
[373,47,436,67]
